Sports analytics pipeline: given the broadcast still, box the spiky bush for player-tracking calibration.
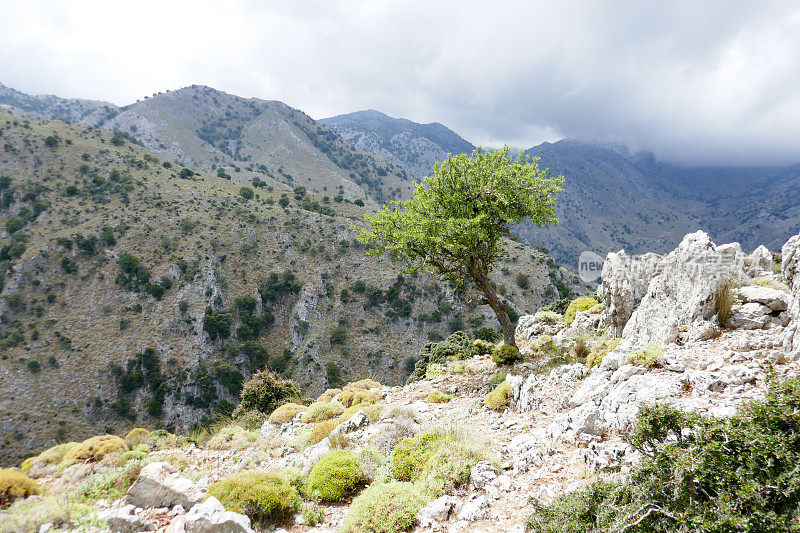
[341,482,426,533]
[306,450,363,501]
[339,380,383,408]
[563,297,599,326]
[625,343,664,368]
[492,342,519,364]
[269,402,308,424]
[426,390,454,403]
[310,419,339,445]
[0,469,41,506]
[484,382,512,410]
[63,435,129,464]
[473,339,495,355]
[124,428,150,448]
[302,401,345,423]
[207,471,300,526]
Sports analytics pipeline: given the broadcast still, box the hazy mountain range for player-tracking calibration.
[3,83,799,266]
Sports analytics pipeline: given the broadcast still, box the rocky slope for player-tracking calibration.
[0,110,583,465]
[320,110,474,180]
[3,229,799,532]
[0,84,412,206]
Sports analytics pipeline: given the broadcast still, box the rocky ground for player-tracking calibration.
[4,229,800,532]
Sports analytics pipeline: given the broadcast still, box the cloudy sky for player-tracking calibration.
[1,0,799,165]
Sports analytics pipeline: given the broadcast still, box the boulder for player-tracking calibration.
[457,494,489,522]
[469,461,498,489]
[515,314,565,343]
[620,232,749,349]
[329,410,369,437]
[783,234,800,358]
[98,504,155,532]
[183,497,254,533]
[737,285,789,311]
[124,462,204,510]
[416,495,459,527]
[728,302,772,329]
[745,245,773,277]
[598,250,663,336]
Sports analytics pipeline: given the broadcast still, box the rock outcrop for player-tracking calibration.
[784,234,800,358]
[124,462,204,510]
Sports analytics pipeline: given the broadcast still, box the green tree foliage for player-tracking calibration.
[359,147,562,345]
[232,369,300,417]
[203,307,233,340]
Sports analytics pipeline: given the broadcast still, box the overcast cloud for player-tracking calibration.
[1,0,799,165]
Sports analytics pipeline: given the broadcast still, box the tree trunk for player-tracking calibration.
[474,272,516,346]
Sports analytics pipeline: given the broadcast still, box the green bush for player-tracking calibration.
[407,331,478,383]
[239,186,254,199]
[391,429,450,481]
[124,428,150,448]
[339,380,383,407]
[491,342,519,364]
[0,469,41,506]
[563,297,599,326]
[528,378,800,532]
[232,370,300,417]
[473,339,494,355]
[306,450,362,501]
[625,343,664,368]
[341,482,426,533]
[207,471,300,526]
[484,382,512,410]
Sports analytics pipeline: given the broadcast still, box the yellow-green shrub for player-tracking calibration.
[316,388,341,402]
[391,429,450,481]
[124,428,150,448]
[141,429,178,450]
[419,438,493,497]
[492,343,519,364]
[63,435,129,464]
[302,401,345,423]
[339,380,384,408]
[306,450,362,501]
[0,469,41,506]
[119,445,149,466]
[473,339,495,355]
[426,391,454,403]
[341,482,426,533]
[484,382,512,410]
[564,297,599,325]
[207,471,300,526]
[424,362,445,380]
[310,419,339,445]
[625,343,665,368]
[269,403,307,424]
[533,334,554,351]
[587,336,622,369]
[338,403,384,424]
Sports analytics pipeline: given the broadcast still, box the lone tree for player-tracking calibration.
[358,146,563,346]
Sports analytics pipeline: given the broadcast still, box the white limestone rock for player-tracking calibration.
[124,462,204,511]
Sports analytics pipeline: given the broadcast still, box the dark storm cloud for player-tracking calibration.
[1,0,799,165]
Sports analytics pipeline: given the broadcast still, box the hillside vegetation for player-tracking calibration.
[0,110,583,464]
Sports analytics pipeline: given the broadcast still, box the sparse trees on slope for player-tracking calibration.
[359,146,563,346]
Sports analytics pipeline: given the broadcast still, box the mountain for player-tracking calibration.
[0,84,414,206]
[0,109,584,463]
[320,109,475,180]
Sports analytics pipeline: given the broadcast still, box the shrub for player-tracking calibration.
[268,403,307,424]
[586,336,621,369]
[310,419,339,445]
[419,438,492,497]
[239,187,254,199]
[316,388,341,402]
[339,380,383,407]
[533,334,554,351]
[714,277,738,328]
[535,310,562,323]
[528,378,800,532]
[484,382,512,410]
[563,297,599,325]
[232,369,300,417]
[492,343,519,365]
[338,402,384,424]
[625,343,664,368]
[207,471,300,526]
[473,339,494,355]
[424,362,444,380]
[124,428,150,448]
[0,469,41,506]
[572,336,590,358]
[63,435,129,464]
[235,409,268,430]
[408,331,478,383]
[427,390,454,403]
[391,429,449,482]
[341,482,426,533]
[21,443,77,475]
[306,450,362,501]
[302,401,345,423]
[119,445,149,466]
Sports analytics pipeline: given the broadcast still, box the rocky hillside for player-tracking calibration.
[2,229,799,532]
[320,110,474,180]
[0,110,583,465]
[0,84,412,206]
